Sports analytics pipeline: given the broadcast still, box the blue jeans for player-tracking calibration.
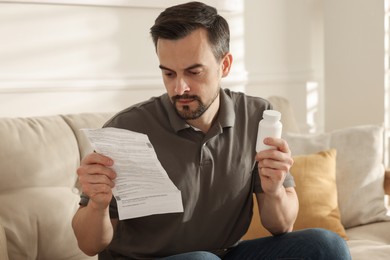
[160,228,351,260]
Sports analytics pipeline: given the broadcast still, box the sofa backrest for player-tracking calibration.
[0,116,80,191]
[0,112,113,260]
[268,96,300,134]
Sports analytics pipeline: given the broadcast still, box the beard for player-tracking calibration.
[172,88,220,120]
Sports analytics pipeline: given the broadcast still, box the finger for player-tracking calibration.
[77,163,116,181]
[257,148,293,166]
[259,159,286,172]
[82,152,114,167]
[258,156,293,172]
[78,171,116,188]
[263,137,291,154]
[259,167,286,182]
[84,183,113,196]
[81,183,113,206]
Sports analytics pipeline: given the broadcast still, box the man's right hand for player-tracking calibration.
[73,152,116,256]
[77,152,116,210]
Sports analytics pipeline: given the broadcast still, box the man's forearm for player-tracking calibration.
[72,204,114,256]
[257,187,298,235]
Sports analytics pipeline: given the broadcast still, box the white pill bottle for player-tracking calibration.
[255,110,283,152]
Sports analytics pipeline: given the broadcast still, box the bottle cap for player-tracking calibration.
[263,110,281,121]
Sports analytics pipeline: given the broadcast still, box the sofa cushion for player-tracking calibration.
[0,223,9,260]
[268,96,300,134]
[284,125,390,228]
[290,149,347,239]
[0,116,80,190]
[0,187,94,260]
[243,149,347,239]
[346,221,390,260]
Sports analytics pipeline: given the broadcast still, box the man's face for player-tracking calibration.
[156,28,229,120]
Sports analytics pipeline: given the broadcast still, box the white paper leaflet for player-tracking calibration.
[82,127,183,220]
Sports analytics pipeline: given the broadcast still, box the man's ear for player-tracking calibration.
[221,52,233,77]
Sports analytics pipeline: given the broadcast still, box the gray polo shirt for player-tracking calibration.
[83,88,294,259]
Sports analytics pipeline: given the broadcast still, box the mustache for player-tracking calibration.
[172,94,201,102]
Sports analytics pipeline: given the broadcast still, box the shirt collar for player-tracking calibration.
[162,88,236,133]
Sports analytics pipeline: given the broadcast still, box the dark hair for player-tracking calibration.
[150,1,230,61]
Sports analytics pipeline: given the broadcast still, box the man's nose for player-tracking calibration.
[174,77,190,95]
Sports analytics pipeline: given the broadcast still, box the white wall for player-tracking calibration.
[0,0,245,117]
[0,3,162,117]
[244,0,324,133]
[245,0,385,133]
[324,0,385,131]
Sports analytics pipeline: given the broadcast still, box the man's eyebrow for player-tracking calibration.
[159,65,173,71]
[159,64,204,71]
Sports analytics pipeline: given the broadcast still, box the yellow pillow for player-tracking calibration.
[242,149,348,240]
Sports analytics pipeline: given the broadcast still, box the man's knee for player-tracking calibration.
[160,251,221,260]
[188,251,221,260]
[302,228,343,244]
[299,228,351,259]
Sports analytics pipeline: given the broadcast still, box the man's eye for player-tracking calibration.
[190,71,201,75]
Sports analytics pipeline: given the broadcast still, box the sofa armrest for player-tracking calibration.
[385,169,390,196]
[0,223,9,260]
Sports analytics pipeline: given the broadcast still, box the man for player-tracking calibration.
[72,2,351,259]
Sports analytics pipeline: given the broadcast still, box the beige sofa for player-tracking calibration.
[0,97,389,260]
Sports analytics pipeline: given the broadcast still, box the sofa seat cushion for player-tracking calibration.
[346,221,390,243]
[347,240,390,260]
[347,221,390,260]
[0,187,95,260]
